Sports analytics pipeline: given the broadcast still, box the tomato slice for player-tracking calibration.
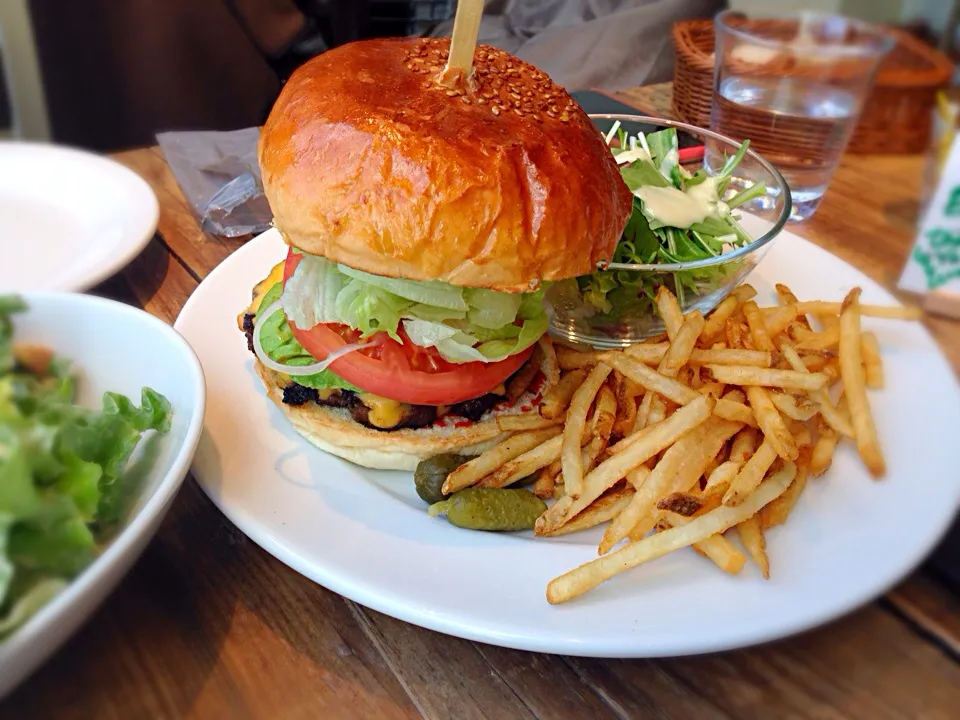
[282,249,535,405]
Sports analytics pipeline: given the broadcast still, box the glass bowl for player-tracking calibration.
[545,114,791,349]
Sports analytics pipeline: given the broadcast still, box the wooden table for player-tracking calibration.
[5,85,960,719]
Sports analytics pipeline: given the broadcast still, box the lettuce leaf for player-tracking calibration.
[255,283,361,393]
[0,298,173,636]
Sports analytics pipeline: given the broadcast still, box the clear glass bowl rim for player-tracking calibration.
[715,9,896,59]
[590,113,792,273]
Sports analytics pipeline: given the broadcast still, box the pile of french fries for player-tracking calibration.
[441,283,920,604]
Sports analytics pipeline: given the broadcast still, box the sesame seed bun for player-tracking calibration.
[258,37,633,292]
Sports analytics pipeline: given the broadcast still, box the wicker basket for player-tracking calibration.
[671,19,954,155]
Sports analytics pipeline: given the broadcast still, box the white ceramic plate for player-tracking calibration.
[0,294,205,697]
[0,142,159,292]
[177,227,960,658]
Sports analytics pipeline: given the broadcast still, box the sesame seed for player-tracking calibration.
[491,106,501,116]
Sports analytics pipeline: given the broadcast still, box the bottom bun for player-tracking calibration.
[254,338,558,471]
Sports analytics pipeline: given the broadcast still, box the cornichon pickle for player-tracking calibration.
[414,453,474,505]
[427,487,547,531]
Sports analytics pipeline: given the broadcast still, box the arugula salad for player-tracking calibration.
[578,122,764,319]
[0,297,171,638]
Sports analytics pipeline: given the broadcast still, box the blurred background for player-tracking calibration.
[0,0,957,151]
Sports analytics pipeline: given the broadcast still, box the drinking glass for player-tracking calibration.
[710,10,894,221]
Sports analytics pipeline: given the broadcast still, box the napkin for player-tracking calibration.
[157,128,272,238]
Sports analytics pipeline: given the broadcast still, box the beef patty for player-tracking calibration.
[246,313,510,431]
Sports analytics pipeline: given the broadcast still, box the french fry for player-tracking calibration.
[599,353,699,406]
[538,396,715,535]
[705,365,828,391]
[745,386,798,461]
[656,491,706,517]
[556,346,599,370]
[736,514,770,579]
[723,438,777,506]
[540,368,588,420]
[704,460,742,493]
[728,427,758,464]
[791,421,813,448]
[778,343,854,438]
[622,343,669,365]
[775,283,810,330]
[496,414,563,431]
[765,305,800,337]
[698,381,726,400]
[611,372,642,438]
[506,344,542,401]
[532,463,560,500]
[861,331,884,389]
[590,385,618,442]
[769,391,818,422]
[795,301,921,321]
[656,285,684,341]
[602,417,742,552]
[660,512,747,575]
[443,427,563,494]
[761,450,810,529]
[839,289,885,477]
[701,295,739,343]
[810,420,838,477]
[660,310,705,374]
[691,348,771,367]
[478,434,564,489]
[742,300,776,352]
[561,363,612,497]
[726,318,753,351]
[546,463,796,604]
[733,284,757,302]
[646,396,668,426]
[544,488,636,536]
[713,398,757,427]
[795,326,841,351]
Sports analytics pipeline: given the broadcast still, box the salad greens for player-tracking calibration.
[279,254,548,364]
[580,123,762,318]
[0,297,171,638]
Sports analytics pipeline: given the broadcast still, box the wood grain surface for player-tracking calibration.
[3,83,959,720]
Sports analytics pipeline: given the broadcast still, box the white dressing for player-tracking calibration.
[634,177,725,229]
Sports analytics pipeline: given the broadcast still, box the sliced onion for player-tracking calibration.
[253,301,373,376]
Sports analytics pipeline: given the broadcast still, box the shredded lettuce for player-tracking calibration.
[281,256,547,365]
[0,296,172,637]
[256,283,361,392]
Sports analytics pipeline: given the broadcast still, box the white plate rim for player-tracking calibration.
[176,227,960,657]
[0,142,160,293]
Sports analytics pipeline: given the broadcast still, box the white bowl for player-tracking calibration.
[0,293,206,698]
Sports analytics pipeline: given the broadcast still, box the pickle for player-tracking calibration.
[427,487,547,532]
[414,453,474,505]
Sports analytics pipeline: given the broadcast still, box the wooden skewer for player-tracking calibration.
[444,0,484,81]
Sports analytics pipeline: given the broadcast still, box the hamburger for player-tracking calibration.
[239,37,633,470]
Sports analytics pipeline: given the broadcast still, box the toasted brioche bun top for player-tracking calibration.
[258,37,633,292]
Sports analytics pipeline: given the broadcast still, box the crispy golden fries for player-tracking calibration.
[540,368,588,420]
[426,282,910,604]
[705,365,828,391]
[736,514,770,579]
[561,364,612,498]
[860,331,884,389]
[839,289,885,477]
[602,417,741,552]
[745,386,798,461]
[478,434,564,489]
[723,438,777,506]
[657,286,684,340]
[443,427,562,494]
[496,414,563,432]
[547,463,796,604]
